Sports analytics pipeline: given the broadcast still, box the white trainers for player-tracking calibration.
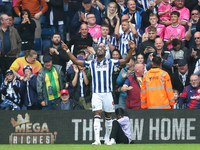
[92,140,101,145]
[106,138,116,145]
[104,140,111,145]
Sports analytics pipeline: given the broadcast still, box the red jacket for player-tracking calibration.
[126,74,141,109]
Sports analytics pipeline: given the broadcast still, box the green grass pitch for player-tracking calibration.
[0,144,200,150]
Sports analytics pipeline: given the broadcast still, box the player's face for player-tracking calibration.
[148,31,157,40]
[143,34,148,42]
[190,75,200,88]
[127,1,136,12]
[175,0,184,9]
[87,14,96,25]
[138,65,145,76]
[171,15,179,23]
[96,47,106,58]
[126,59,135,68]
[149,16,158,25]
[112,51,120,59]
[173,43,181,50]
[122,22,129,32]
[101,27,109,37]
[27,54,37,64]
[137,54,144,64]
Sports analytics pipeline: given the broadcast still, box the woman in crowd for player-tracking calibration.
[17,9,36,54]
[136,53,147,73]
[103,2,118,35]
[9,50,42,80]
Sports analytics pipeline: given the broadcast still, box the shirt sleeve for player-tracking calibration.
[123,78,130,87]
[111,59,120,66]
[84,60,91,68]
[181,9,190,22]
[164,27,170,41]
[10,59,20,72]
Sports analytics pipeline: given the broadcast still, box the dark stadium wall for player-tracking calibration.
[1,110,200,144]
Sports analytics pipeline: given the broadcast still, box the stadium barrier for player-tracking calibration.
[1,109,200,144]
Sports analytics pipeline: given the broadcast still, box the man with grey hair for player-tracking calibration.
[0,14,21,77]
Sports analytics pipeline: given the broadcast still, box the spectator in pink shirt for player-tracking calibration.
[145,13,166,40]
[162,0,190,26]
[86,12,101,39]
[158,0,172,21]
[164,11,186,49]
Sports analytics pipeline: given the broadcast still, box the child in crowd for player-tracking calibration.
[158,0,172,21]
[173,89,180,109]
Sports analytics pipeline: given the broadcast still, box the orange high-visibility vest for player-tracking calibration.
[140,68,175,109]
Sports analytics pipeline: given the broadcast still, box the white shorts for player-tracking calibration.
[92,92,115,112]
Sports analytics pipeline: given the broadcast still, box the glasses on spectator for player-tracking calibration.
[87,17,95,19]
[190,79,199,82]
[191,13,199,15]
[194,37,200,40]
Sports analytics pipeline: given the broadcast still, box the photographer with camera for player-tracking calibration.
[0,70,21,110]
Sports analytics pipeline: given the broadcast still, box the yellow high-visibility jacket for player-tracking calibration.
[140,68,175,109]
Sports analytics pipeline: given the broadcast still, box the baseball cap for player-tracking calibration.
[5,69,13,75]
[83,0,91,3]
[77,50,85,56]
[178,59,187,66]
[60,89,69,95]
[43,55,52,62]
[77,55,85,61]
[23,65,32,73]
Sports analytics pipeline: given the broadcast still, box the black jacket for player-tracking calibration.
[17,9,36,50]
[67,33,93,56]
[51,97,80,110]
[188,44,200,73]
[138,38,168,63]
[70,68,91,103]
[170,69,193,93]
[44,44,70,73]
[45,0,64,23]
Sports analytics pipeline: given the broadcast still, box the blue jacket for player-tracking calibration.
[20,74,39,106]
[116,67,135,98]
[71,6,101,34]
[121,6,144,29]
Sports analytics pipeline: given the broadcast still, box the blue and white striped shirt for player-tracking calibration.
[119,31,135,56]
[1,81,21,104]
[94,36,117,59]
[84,59,120,93]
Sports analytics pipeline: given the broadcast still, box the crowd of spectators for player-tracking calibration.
[0,0,200,110]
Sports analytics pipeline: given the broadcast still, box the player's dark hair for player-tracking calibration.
[152,56,162,66]
[172,39,181,47]
[115,108,124,115]
[171,11,180,17]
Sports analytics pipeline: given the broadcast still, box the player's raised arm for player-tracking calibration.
[61,41,84,67]
[119,40,134,66]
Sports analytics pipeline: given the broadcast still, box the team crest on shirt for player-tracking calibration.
[177,29,180,33]
[157,28,160,32]
[95,28,99,31]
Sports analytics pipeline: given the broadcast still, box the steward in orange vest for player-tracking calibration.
[141,56,175,109]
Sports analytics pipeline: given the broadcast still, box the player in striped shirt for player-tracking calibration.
[115,13,138,56]
[62,39,135,145]
[93,24,117,59]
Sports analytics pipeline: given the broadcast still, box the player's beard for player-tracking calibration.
[97,54,104,59]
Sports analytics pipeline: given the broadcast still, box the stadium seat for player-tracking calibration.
[14,17,21,25]
[41,27,55,39]
[34,38,43,52]
[18,50,26,57]
[40,15,47,28]
[41,27,55,50]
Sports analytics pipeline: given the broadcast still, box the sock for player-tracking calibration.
[104,117,112,141]
[94,115,101,142]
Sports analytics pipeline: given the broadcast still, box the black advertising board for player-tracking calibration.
[0,109,199,144]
